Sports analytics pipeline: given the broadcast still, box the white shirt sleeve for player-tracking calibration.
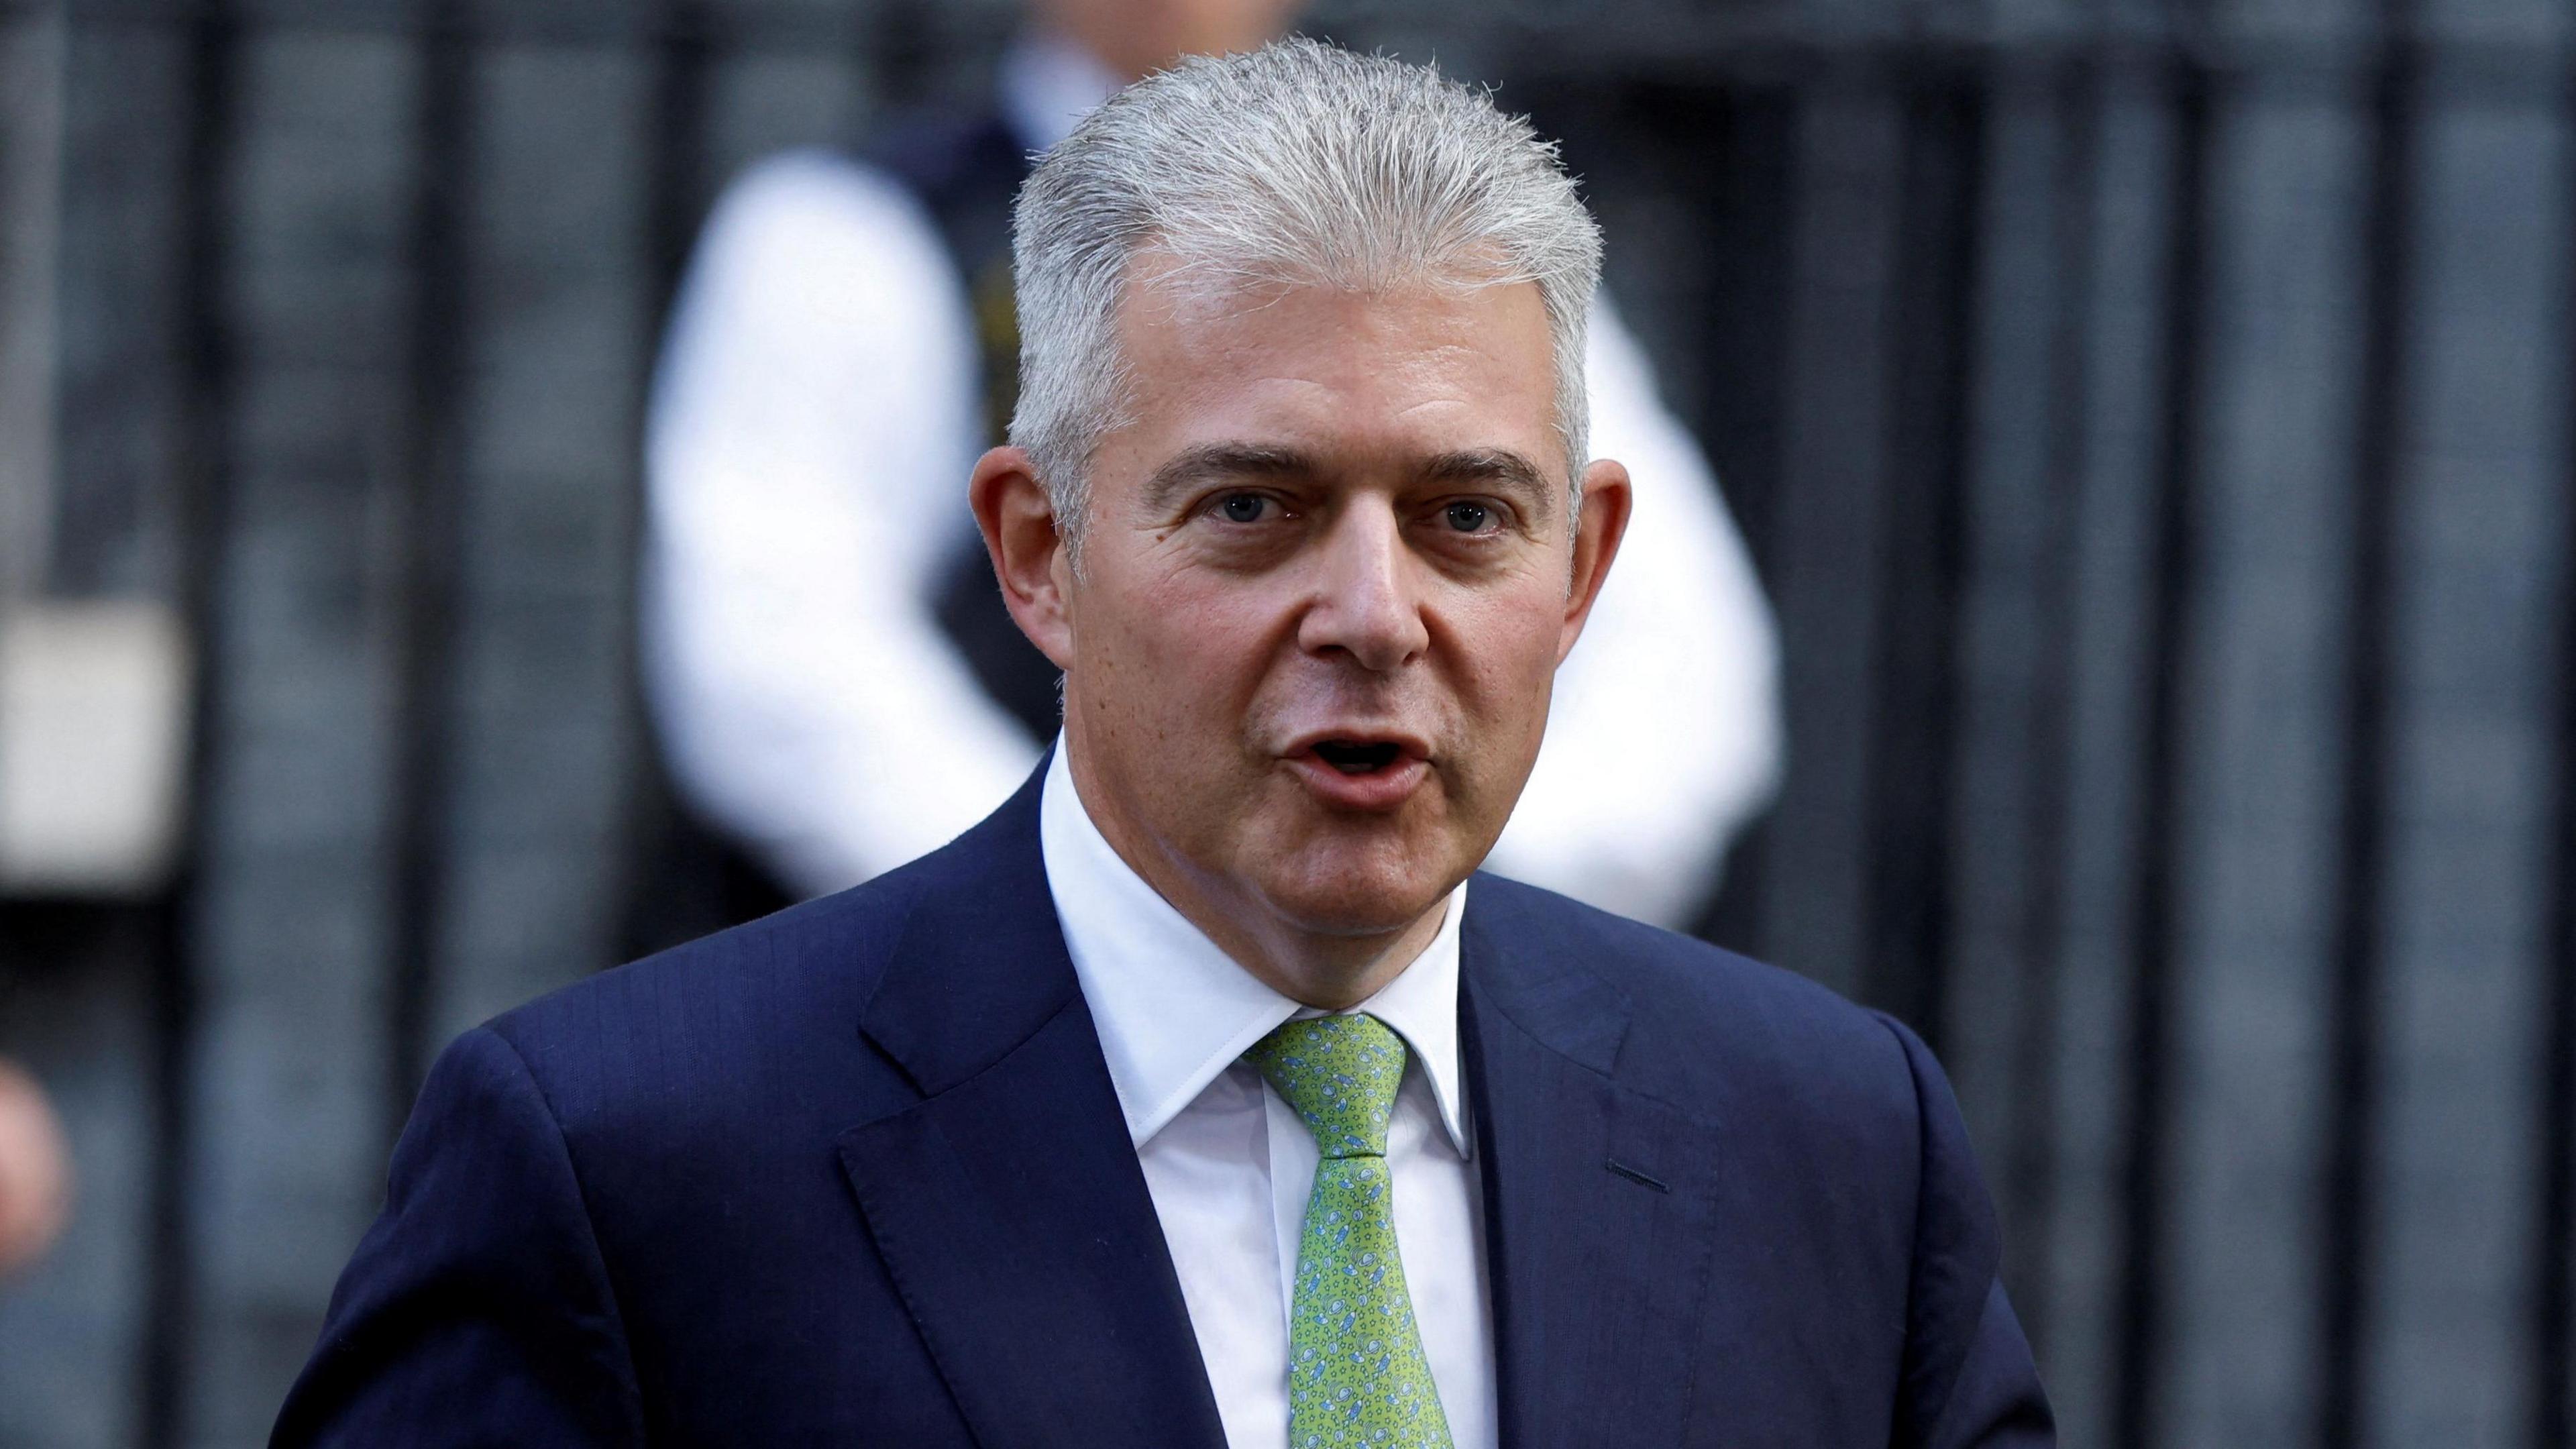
[642,150,1042,897]
[1483,297,1784,928]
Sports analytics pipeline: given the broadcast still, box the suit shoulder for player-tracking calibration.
[471,857,936,1106]
[1468,873,1918,1118]
[1468,871,1891,1035]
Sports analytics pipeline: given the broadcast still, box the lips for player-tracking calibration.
[1281,731,1432,812]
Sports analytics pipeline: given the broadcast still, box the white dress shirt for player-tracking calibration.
[1037,741,1497,1449]
[643,32,1781,925]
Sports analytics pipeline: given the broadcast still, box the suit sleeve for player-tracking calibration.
[1876,1014,2057,1449]
[270,1026,645,1448]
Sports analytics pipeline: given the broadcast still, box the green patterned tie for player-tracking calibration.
[1245,1014,1456,1449]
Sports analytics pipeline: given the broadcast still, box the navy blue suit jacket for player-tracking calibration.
[274,765,2053,1446]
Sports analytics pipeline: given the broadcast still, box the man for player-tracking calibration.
[639,0,1778,937]
[276,44,2051,1448]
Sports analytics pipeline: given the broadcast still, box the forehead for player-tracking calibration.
[1106,258,1559,472]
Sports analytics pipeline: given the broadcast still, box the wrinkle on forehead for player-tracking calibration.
[1106,243,1581,490]
[1116,280,1549,433]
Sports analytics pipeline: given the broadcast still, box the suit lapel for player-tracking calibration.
[837,768,1226,1449]
[1462,881,1723,1449]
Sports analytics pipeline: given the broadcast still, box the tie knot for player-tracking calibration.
[1245,1013,1407,1159]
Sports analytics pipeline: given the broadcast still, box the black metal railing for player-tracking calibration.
[1,1,2570,1445]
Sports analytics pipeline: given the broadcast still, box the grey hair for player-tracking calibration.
[1008,39,1604,553]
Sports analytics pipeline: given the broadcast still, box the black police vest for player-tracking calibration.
[867,111,1065,743]
[619,112,1059,959]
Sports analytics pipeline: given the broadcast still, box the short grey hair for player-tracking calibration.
[1008,39,1605,551]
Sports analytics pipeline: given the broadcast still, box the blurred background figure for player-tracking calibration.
[0,1057,70,1281]
[0,600,184,1295]
[636,0,1780,940]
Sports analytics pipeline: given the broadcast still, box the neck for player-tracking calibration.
[1183,875,1448,1012]
[1063,747,1450,1012]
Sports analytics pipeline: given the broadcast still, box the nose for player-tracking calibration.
[1296,501,1430,674]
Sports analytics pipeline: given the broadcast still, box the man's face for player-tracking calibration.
[1049,262,1627,952]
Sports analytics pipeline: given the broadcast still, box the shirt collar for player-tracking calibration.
[998,30,1124,156]
[1038,740,1472,1157]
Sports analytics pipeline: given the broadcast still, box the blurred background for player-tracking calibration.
[0,0,2571,1445]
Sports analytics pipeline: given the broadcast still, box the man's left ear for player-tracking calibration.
[1558,458,1633,663]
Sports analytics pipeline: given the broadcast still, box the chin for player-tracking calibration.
[1254,836,1458,939]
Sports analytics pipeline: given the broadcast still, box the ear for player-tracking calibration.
[968,445,1077,670]
[1557,458,1632,664]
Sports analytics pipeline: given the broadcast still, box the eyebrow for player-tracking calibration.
[1139,443,1317,517]
[1139,442,1561,524]
[1417,447,1559,525]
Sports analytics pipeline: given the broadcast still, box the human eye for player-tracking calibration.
[1434,498,1507,536]
[1208,491,1282,525]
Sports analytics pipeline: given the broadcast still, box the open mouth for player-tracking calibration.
[1309,739,1408,775]
[1283,733,1430,810]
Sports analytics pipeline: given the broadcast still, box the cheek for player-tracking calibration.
[1439,579,1570,720]
[1079,568,1282,729]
